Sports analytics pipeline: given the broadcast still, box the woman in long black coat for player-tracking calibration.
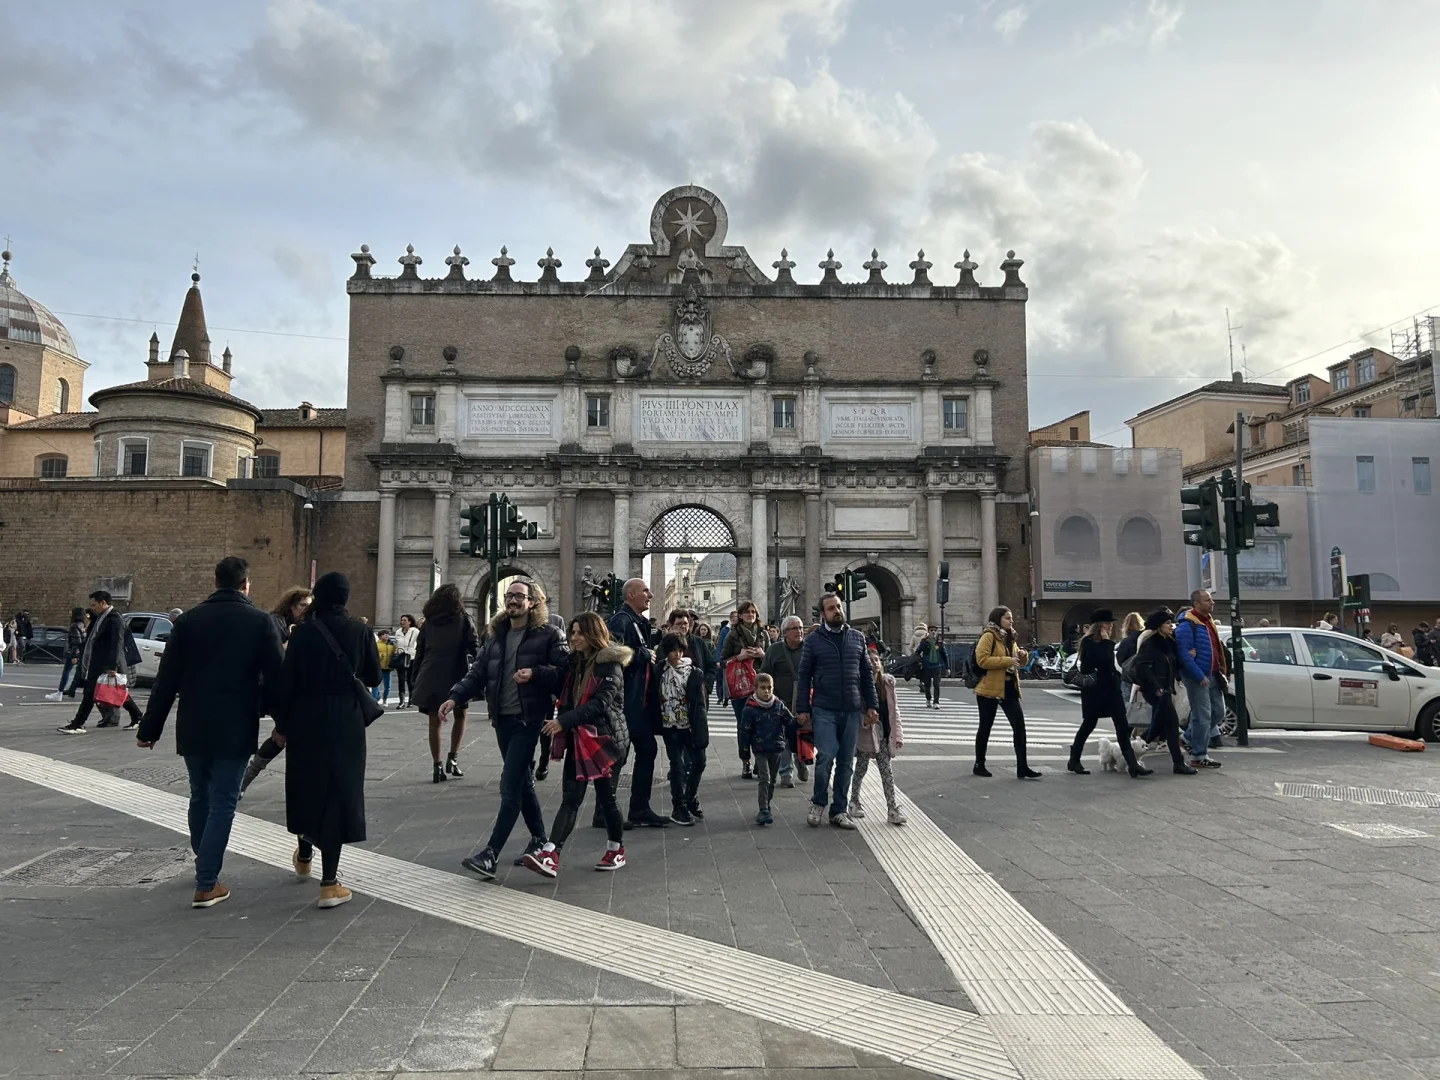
[273,572,381,909]
[1068,609,1151,778]
[409,584,479,783]
[1130,608,1196,776]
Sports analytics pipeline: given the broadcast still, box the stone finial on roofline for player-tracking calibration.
[1001,249,1026,289]
[585,247,610,283]
[351,243,375,279]
[910,249,932,286]
[863,249,887,285]
[772,248,796,284]
[398,244,422,280]
[491,245,515,282]
[222,346,233,374]
[818,248,843,284]
[954,250,979,288]
[537,247,562,283]
[445,245,469,281]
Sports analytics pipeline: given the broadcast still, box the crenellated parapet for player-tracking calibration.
[347,186,1026,302]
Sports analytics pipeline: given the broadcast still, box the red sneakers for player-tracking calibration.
[521,848,559,878]
[595,847,626,871]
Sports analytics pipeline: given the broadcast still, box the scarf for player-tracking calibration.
[81,607,115,680]
[731,620,764,650]
[983,621,1015,653]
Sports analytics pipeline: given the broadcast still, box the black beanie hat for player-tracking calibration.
[1145,607,1174,631]
[313,571,351,609]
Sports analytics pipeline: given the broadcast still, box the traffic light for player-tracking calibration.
[498,500,538,559]
[936,560,950,607]
[831,572,846,600]
[596,573,620,616]
[1236,482,1280,549]
[459,504,487,557]
[849,569,869,601]
[1181,479,1223,550]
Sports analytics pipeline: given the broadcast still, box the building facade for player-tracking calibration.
[348,186,1034,638]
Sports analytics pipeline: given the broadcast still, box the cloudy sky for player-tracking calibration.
[6,0,1438,442]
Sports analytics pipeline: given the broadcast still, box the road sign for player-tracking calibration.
[1330,547,1347,602]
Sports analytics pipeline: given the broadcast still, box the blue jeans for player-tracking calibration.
[372,670,391,702]
[485,715,546,854]
[183,754,249,890]
[58,656,79,693]
[811,706,861,817]
[1183,676,1225,757]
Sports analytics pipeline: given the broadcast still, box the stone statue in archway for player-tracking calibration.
[778,575,802,620]
[578,565,603,613]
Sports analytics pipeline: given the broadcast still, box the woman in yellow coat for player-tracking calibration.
[972,606,1041,780]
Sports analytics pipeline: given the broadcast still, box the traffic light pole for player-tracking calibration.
[486,492,501,621]
[1226,410,1249,747]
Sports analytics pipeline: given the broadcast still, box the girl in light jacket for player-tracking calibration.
[851,652,906,825]
[391,613,419,708]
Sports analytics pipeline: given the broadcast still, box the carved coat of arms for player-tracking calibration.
[653,286,731,378]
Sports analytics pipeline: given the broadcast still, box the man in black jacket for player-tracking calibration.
[449,579,568,880]
[57,591,129,734]
[607,578,670,828]
[135,557,285,908]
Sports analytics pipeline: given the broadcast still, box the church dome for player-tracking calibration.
[693,552,736,583]
[0,250,80,359]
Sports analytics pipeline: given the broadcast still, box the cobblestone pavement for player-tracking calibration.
[1,664,1438,1078]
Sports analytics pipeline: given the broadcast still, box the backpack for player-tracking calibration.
[959,637,984,690]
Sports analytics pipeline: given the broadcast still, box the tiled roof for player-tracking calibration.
[1130,377,1290,422]
[7,411,95,431]
[257,407,347,429]
[88,377,263,417]
[0,259,81,360]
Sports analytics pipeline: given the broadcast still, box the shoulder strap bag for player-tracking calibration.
[313,618,385,726]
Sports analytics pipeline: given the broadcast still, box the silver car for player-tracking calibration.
[121,612,174,687]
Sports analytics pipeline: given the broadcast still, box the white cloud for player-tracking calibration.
[1079,0,1184,51]
[993,4,1029,43]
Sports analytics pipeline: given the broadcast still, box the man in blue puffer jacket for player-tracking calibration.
[1175,589,1227,770]
[796,592,879,830]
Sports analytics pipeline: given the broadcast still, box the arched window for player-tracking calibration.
[1118,516,1162,563]
[36,454,68,479]
[1370,572,1401,592]
[54,378,69,413]
[0,364,15,404]
[1055,514,1100,558]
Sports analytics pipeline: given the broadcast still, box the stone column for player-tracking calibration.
[376,491,397,626]
[558,492,577,617]
[431,490,451,589]
[980,492,999,616]
[649,550,667,620]
[751,494,768,614]
[804,492,821,618]
[900,598,915,647]
[612,492,630,580]
[927,492,944,628]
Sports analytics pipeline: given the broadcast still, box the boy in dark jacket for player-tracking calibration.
[657,633,708,825]
[738,673,797,826]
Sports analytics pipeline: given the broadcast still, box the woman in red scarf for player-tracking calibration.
[522,612,633,878]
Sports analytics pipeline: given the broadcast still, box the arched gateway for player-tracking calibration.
[359,185,1031,645]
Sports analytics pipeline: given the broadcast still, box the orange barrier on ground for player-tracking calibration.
[1369,733,1425,752]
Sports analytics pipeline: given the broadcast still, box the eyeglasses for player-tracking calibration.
[505,591,530,601]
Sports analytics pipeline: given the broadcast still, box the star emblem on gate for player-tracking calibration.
[670,203,710,243]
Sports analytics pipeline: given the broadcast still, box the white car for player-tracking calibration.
[1219,626,1440,740]
[121,612,174,687]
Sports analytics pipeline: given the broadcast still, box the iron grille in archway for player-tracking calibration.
[644,505,735,551]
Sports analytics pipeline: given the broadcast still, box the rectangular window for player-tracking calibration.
[1112,449,1130,474]
[254,453,281,478]
[772,396,795,431]
[1356,455,1376,492]
[39,457,67,479]
[181,442,211,478]
[1403,395,1420,414]
[237,452,252,479]
[1292,463,1308,486]
[586,394,610,429]
[93,441,102,476]
[1068,426,1079,441]
[409,393,436,428]
[1415,457,1432,495]
[943,397,968,433]
[1353,405,1371,418]
[1080,448,1098,474]
[1295,383,1310,405]
[1357,356,1375,384]
[1334,367,1351,391]
[121,440,147,477]
[1140,448,1159,475]
[1050,450,1068,473]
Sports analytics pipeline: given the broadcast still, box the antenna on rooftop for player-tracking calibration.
[1226,309,1245,379]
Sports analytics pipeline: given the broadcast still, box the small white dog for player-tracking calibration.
[1098,736,1150,772]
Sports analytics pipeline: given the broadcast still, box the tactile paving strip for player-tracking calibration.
[1276,782,1440,807]
[1326,822,1432,840]
[854,771,1203,1079]
[0,748,1019,1080]
[0,844,191,886]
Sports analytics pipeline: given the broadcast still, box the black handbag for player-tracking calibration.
[1063,655,1097,690]
[313,618,385,726]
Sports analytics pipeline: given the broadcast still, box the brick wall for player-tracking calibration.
[0,482,316,623]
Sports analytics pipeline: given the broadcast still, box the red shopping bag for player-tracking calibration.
[796,730,816,766]
[94,674,130,708]
[724,657,757,699]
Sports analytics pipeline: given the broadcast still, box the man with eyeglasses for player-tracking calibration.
[447,580,568,879]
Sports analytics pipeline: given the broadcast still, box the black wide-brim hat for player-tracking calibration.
[1145,607,1175,631]
[1090,608,1115,623]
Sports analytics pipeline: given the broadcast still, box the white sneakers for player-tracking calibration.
[43,692,62,702]
[806,803,824,827]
